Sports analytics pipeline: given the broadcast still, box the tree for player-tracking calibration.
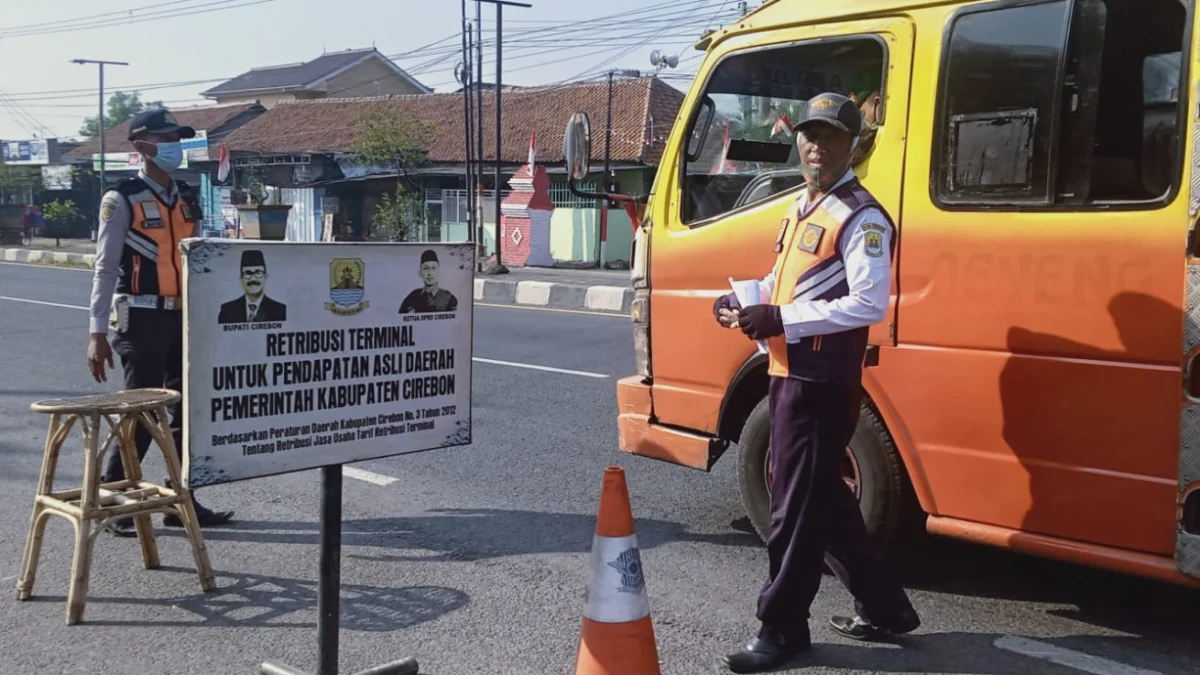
[0,165,41,205]
[42,198,80,247]
[350,106,435,241]
[79,91,163,138]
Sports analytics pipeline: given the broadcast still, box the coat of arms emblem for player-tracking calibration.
[325,258,369,316]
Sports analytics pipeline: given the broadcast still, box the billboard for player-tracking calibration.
[2,139,56,166]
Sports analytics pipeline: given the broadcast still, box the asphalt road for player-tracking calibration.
[1,260,1198,675]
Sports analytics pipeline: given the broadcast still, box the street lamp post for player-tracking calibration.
[72,58,128,241]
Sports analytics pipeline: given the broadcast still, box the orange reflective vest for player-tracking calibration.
[112,177,201,298]
[765,178,893,384]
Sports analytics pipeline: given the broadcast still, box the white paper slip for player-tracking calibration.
[728,277,768,354]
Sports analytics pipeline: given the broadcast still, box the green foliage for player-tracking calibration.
[0,165,41,204]
[371,185,423,241]
[350,107,435,187]
[79,91,164,138]
[43,198,79,225]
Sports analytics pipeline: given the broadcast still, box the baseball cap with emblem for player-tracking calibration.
[127,108,197,141]
[792,92,863,137]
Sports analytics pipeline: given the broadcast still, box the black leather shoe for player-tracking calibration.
[722,629,811,673]
[829,610,920,641]
[164,501,234,528]
[105,517,138,538]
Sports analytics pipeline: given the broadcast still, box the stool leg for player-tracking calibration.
[119,414,160,570]
[16,413,65,600]
[66,413,101,625]
[146,406,216,593]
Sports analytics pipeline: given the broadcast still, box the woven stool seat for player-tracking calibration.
[15,387,215,624]
[30,388,180,415]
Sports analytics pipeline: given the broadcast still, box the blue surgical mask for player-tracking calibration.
[150,141,183,171]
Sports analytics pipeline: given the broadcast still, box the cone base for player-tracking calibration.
[574,615,661,675]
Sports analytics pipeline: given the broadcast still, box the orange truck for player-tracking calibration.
[562,0,1200,586]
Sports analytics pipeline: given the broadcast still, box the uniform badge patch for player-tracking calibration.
[797,223,824,253]
[864,226,885,258]
[99,195,118,222]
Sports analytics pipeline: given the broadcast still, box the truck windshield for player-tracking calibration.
[682,37,886,224]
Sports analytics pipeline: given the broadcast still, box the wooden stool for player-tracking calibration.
[15,388,216,625]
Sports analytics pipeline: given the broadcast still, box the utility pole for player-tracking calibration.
[600,69,639,268]
[476,0,531,273]
[475,1,485,270]
[459,0,475,247]
[72,58,128,241]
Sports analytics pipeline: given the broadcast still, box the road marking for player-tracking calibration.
[472,356,608,379]
[477,302,630,318]
[0,296,88,311]
[0,297,610,379]
[343,466,398,486]
[994,636,1167,675]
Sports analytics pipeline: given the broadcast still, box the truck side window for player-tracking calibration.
[681,37,887,226]
[936,0,1187,208]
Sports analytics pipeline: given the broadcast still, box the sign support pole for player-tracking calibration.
[318,464,343,675]
[260,463,418,675]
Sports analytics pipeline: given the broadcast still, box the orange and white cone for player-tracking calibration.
[573,466,662,675]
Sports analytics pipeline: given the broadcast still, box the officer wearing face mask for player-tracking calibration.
[715,93,919,673]
[86,107,234,537]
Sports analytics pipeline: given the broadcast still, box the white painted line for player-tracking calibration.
[0,296,87,311]
[994,636,1167,675]
[0,296,610,379]
[472,356,608,379]
[343,466,398,486]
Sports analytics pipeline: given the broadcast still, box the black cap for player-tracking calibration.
[421,250,439,265]
[793,93,862,136]
[241,250,266,268]
[127,108,196,141]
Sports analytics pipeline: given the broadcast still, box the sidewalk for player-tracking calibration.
[0,238,634,314]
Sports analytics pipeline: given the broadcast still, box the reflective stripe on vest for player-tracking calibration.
[115,186,193,298]
[764,180,881,382]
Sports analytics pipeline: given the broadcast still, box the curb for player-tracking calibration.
[0,247,95,268]
[474,278,632,314]
[1,247,633,314]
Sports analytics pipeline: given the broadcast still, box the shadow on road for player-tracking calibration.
[27,568,468,631]
[888,534,1200,644]
[159,507,760,562]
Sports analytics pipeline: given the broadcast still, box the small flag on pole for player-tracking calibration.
[772,114,793,137]
[527,132,536,170]
[217,143,231,182]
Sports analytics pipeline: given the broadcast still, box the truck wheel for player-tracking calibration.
[735,395,911,551]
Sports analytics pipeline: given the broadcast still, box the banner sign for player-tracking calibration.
[180,239,474,488]
[3,139,54,165]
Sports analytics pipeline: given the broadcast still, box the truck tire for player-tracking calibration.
[735,394,912,552]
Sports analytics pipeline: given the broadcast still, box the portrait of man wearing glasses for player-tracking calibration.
[218,249,287,324]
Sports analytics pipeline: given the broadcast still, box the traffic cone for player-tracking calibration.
[573,466,662,675]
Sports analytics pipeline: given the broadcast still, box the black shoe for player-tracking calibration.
[164,501,234,528]
[105,517,138,538]
[722,627,811,673]
[829,610,920,642]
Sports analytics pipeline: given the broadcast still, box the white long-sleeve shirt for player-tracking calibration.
[760,169,894,342]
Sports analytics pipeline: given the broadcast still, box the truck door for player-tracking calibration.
[647,17,914,434]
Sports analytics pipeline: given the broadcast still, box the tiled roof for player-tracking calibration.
[201,48,428,97]
[222,76,686,167]
[63,102,263,161]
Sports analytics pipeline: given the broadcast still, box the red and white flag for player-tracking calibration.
[772,114,793,137]
[217,143,231,182]
[527,132,536,169]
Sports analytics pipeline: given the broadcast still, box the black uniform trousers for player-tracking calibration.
[756,375,915,638]
[101,308,184,484]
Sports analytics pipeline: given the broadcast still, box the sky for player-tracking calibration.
[0,0,747,141]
